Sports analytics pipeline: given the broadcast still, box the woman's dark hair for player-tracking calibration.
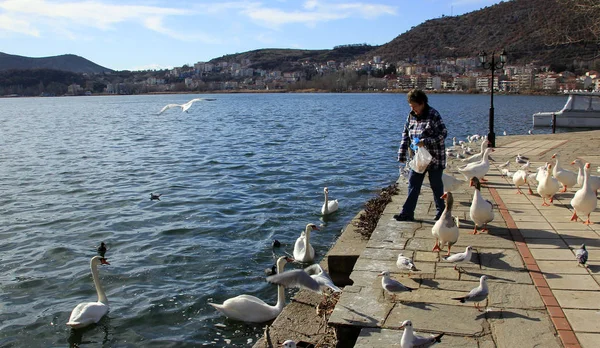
[407,89,428,105]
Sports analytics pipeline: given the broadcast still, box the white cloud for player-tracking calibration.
[0,13,40,36]
[0,0,208,41]
[242,0,397,28]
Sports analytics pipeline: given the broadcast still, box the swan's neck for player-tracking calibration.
[303,229,311,245]
[275,261,287,310]
[91,260,108,305]
[323,192,329,213]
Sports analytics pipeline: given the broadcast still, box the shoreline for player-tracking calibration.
[1,89,567,98]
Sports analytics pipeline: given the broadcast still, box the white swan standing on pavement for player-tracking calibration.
[157,97,216,115]
[571,158,600,192]
[321,187,339,215]
[537,162,560,206]
[469,177,494,234]
[461,137,488,164]
[209,256,293,322]
[513,168,533,195]
[294,223,320,262]
[66,256,111,329]
[551,153,577,192]
[458,148,494,181]
[570,163,597,225]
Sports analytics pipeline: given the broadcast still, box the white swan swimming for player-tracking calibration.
[321,187,339,215]
[157,97,216,115]
[209,256,293,322]
[570,163,597,225]
[66,256,110,329]
[294,223,319,262]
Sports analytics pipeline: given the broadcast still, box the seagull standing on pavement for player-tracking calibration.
[400,320,445,348]
[157,97,216,115]
[443,246,473,272]
[397,253,418,273]
[576,244,588,267]
[379,271,416,300]
[452,275,489,311]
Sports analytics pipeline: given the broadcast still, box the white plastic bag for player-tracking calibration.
[409,147,433,174]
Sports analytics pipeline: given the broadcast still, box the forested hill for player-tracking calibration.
[0,52,113,74]
[370,0,600,67]
[209,44,378,71]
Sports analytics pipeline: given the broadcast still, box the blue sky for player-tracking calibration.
[0,0,504,71]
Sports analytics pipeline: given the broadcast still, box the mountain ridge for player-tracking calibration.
[0,52,113,74]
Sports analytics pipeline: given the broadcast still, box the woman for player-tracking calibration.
[395,89,448,221]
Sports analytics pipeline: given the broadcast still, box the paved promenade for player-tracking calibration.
[328,130,600,348]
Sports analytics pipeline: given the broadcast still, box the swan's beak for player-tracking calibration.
[100,258,110,265]
[312,225,320,231]
[284,257,295,263]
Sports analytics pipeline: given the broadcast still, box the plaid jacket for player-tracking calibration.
[398,105,448,169]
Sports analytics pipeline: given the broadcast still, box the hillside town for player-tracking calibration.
[65,54,599,96]
[90,54,600,96]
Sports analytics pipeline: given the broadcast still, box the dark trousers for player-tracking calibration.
[400,166,445,218]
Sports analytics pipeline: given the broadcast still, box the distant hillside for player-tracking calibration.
[209,44,378,71]
[209,0,599,71]
[370,0,600,67]
[0,52,113,74]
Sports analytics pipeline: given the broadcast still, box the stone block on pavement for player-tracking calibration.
[488,308,562,348]
[384,302,488,336]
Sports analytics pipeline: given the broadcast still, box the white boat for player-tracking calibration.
[533,91,600,128]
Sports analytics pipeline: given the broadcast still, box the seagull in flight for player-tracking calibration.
[157,97,216,115]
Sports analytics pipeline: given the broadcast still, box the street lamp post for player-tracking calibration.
[478,49,507,148]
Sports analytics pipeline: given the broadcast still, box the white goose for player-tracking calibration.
[457,148,494,181]
[537,163,561,206]
[469,177,494,234]
[209,256,293,322]
[552,153,578,192]
[66,256,111,329]
[571,159,600,192]
[512,168,533,195]
[461,137,488,163]
[442,173,466,192]
[293,223,320,262]
[570,163,597,225]
[321,187,339,215]
[431,192,459,256]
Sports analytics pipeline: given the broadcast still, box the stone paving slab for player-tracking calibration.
[487,308,562,348]
[553,290,600,310]
[575,333,600,348]
[563,309,600,332]
[384,303,486,336]
[354,327,479,348]
[544,274,600,290]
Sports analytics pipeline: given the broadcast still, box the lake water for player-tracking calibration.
[0,93,567,347]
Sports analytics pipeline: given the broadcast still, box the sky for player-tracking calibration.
[0,0,505,71]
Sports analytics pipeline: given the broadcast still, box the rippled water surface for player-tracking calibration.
[0,93,567,347]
